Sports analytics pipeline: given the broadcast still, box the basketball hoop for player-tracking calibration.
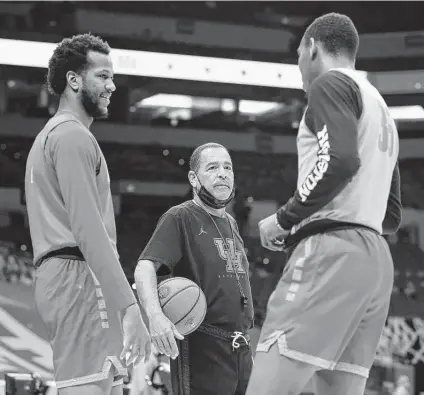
[375,316,424,366]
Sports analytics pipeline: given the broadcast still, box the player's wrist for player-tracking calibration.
[275,210,288,231]
[274,214,285,232]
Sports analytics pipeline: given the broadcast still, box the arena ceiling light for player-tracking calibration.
[238,100,281,115]
[140,94,193,109]
[0,39,372,90]
[0,38,303,89]
[389,105,424,120]
[138,94,283,116]
[140,94,424,120]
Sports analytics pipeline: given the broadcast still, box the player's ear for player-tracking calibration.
[309,38,318,61]
[66,71,81,92]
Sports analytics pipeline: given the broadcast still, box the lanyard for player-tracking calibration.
[202,208,249,308]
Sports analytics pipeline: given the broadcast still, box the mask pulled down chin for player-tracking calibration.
[197,184,236,209]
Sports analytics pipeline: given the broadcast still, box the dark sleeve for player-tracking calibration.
[277,71,362,230]
[50,125,136,311]
[138,208,183,275]
[382,163,402,235]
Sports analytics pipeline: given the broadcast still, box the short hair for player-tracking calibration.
[189,143,230,173]
[303,13,359,60]
[47,33,111,95]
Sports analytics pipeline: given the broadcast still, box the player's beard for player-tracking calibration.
[81,84,108,119]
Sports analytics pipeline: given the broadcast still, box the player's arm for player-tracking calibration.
[134,209,183,318]
[277,71,361,229]
[382,162,402,234]
[49,125,136,311]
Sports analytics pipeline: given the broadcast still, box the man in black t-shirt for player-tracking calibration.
[134,142,254,395]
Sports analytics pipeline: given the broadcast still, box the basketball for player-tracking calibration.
[157,277,207,336]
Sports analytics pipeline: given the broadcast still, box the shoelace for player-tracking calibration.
[231,331,248,351]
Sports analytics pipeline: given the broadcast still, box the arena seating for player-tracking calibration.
[1,133,423,211]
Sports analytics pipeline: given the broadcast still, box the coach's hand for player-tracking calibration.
[148,312,184,360]
[259,213,288,251]
[121,304,152,367]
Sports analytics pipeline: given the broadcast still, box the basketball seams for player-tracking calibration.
[181,292,207,335]
[160,285,197,309]
[175,288,201,325]
[159,276,189,287]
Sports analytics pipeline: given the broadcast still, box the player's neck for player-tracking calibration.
[192,195,226,218]
[57,96,93,129]
[323,57,355,73]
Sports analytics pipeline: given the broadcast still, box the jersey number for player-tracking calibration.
[378,109,395,157]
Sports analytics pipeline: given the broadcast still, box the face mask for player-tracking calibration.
[196,178,236,209]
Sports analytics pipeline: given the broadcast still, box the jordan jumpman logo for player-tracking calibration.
[198,226,207,236]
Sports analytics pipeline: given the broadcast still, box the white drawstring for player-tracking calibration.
[231,331,248,351]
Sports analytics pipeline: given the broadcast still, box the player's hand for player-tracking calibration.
[120,304,152,367]
[148,311,184,360]
[258,213,289,251]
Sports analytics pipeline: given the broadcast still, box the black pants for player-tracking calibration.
[171,329,253,395]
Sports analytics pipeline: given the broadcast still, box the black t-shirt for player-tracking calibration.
[139,200,254,332]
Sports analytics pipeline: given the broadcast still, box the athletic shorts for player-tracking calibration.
[34,256,127,389]
[171,327,253,395]
[256,228,394,379]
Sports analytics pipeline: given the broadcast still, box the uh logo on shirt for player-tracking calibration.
[213,238,246,274]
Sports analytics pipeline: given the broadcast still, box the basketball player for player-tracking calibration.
[25,34,150,395]
[246,13,402,395]
[134,143,254,395]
